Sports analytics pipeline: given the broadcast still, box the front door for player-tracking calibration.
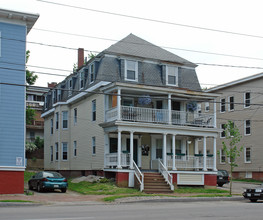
[127,139,138,164]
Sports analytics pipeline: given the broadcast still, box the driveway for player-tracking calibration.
[218,181,261,194]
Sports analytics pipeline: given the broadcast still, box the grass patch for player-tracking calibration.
[174,187,228,194]
[0,200,33,203]
[190,194,232,198]
[68,181,141,195]
[24,171,36,183]
[233,179,262,184]
[103,194,177,202]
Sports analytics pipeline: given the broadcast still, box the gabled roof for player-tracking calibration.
[103,34,197,67]
[206,72,263,92]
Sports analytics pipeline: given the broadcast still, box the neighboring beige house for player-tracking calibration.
[42,34,220,191]
[206,72,263,180]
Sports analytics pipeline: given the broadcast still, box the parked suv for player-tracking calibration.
[217,170,229,187]
[243,184,263,202]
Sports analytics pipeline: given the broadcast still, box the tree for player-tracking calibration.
[26,50,38,125]
[221,120,243,195]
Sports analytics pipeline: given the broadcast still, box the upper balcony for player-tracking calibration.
[106,106,214,128]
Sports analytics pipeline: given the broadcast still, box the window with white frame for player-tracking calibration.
[57,89,61,101]
[166,66,178,86]
[50,146,53,162]
[220,149,226,163]
[205,102,210,112]
[52,90,57,104]
[62,142,68,160]
[55,112,59,129]
[125,60,138,81]
[50,118,53,134]
[74,108,77,125]
[90,63,95,83]
[220,98,226,112]
[92,100,96,121]
[229,96,234,111]
[73,141,77,157]
[244,92,250,108]
[245,120,251,135]
[92,137,96,155]
[220,124,226,138]
[123,98,134,107]
[245,147,251,163]
[68,79,72,96]
[80,72,84,89]
[62,111,68,129]
[55,142,59,160]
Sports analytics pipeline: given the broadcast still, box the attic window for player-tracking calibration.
[90,63,95,84]
[166,66,178,86]
[80,72,84,89]
[68,79,72,96]
[125,60,138,82]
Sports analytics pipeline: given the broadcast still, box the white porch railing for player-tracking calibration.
[105,106,214,128]
[134,161,144,192]
[105,153,130,167]
[167,155,214,170]
[158,159,174,191]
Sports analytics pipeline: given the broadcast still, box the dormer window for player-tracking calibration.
[125,60,138,82]
[80,72,84,89]
[68,79,72,96]
[57,89,61,101]
[90,63,95,84]
[166,66,178,86]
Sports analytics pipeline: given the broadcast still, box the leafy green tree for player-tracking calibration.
[221,120,243,195]
[26,50,38,124]
[34,136,44,149]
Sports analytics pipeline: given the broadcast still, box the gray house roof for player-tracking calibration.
[103,34,197,67]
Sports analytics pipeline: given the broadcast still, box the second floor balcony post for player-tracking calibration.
[168,94,172,125]
[117,88,121,120]
[172,134,176,170]
[203,136,207,171]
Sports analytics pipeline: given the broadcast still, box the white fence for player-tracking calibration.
[105,153,130,167]
[167,156,214,169]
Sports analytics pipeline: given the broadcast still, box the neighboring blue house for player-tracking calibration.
[0,8,38,194]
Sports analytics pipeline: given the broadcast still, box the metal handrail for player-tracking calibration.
[133,161,144,192]
[158,159,174,191]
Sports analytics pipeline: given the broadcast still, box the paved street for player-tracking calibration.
[0,200,262,220]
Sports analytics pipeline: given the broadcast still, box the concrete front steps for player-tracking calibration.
[143,172,173,194]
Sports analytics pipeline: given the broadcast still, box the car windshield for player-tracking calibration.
[43,172,63,178]
[218,170,228,176]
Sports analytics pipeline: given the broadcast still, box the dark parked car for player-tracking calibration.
[28,171,68,193]
[217,170,229,187]
[243,185,263,202]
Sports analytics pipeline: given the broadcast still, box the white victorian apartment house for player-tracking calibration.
[42,34,220,192]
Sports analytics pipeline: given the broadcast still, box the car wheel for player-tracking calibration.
[61,188,67,193]
[250,199,258,202]
[37,184,42,192]
[218,183,224,187]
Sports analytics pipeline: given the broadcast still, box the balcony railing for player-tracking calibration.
[105,153,130,167]
[105,106,214,128]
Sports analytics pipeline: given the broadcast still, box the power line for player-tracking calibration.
[37,0,263,40]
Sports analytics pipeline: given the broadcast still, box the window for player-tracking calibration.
[166,66,178,86]
[123,98,134,106]
[125,60,138,81]
[55,143,59,160]
[50,118,53,134]
[30,131,35,140]
[220,124,226,138]
[220,98,226,112]
[197,103,201,114]
[62,142,68,160]
[220,149,226,163]
[109,138,117,153]
[57,89,61,101]
[27,94,34,101]
[205,102,210,112]
[245,120,251,135]
[175,140,182,155]
[244,92,250,108]
[80,72,84,88]
[50,146,53,161]
[52,90,57,104]
[229,96,234,111]
[92,137,96,155]
[62,111,68,129]
[92,100,96,121]
[55,112,59,129]
[229,121,235,137]
[90,63,95,83]
[245,147,251,163]
[74,108,77,125]
[73,141,77,157]
[68,79,72,96]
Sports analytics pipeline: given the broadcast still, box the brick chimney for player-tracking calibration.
[48,82,57,88]
[78,48,84,69]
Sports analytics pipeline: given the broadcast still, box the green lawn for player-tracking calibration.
[174,187,228,194]
[24,171,36,182]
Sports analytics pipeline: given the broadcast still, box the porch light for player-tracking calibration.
[187,140,192,144]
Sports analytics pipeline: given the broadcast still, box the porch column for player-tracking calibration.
[168,94,172,124]
[117,130,122,169]
[213,98,217,128]
[213,137,217,171]
[194,138,199,170]
[194,138,199,154]
[129,131,134,169]
[172,134,176,170]
[104,133,109,168]
[203,136,207,171]
[163,133,167,167]
[117,88,121,120]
